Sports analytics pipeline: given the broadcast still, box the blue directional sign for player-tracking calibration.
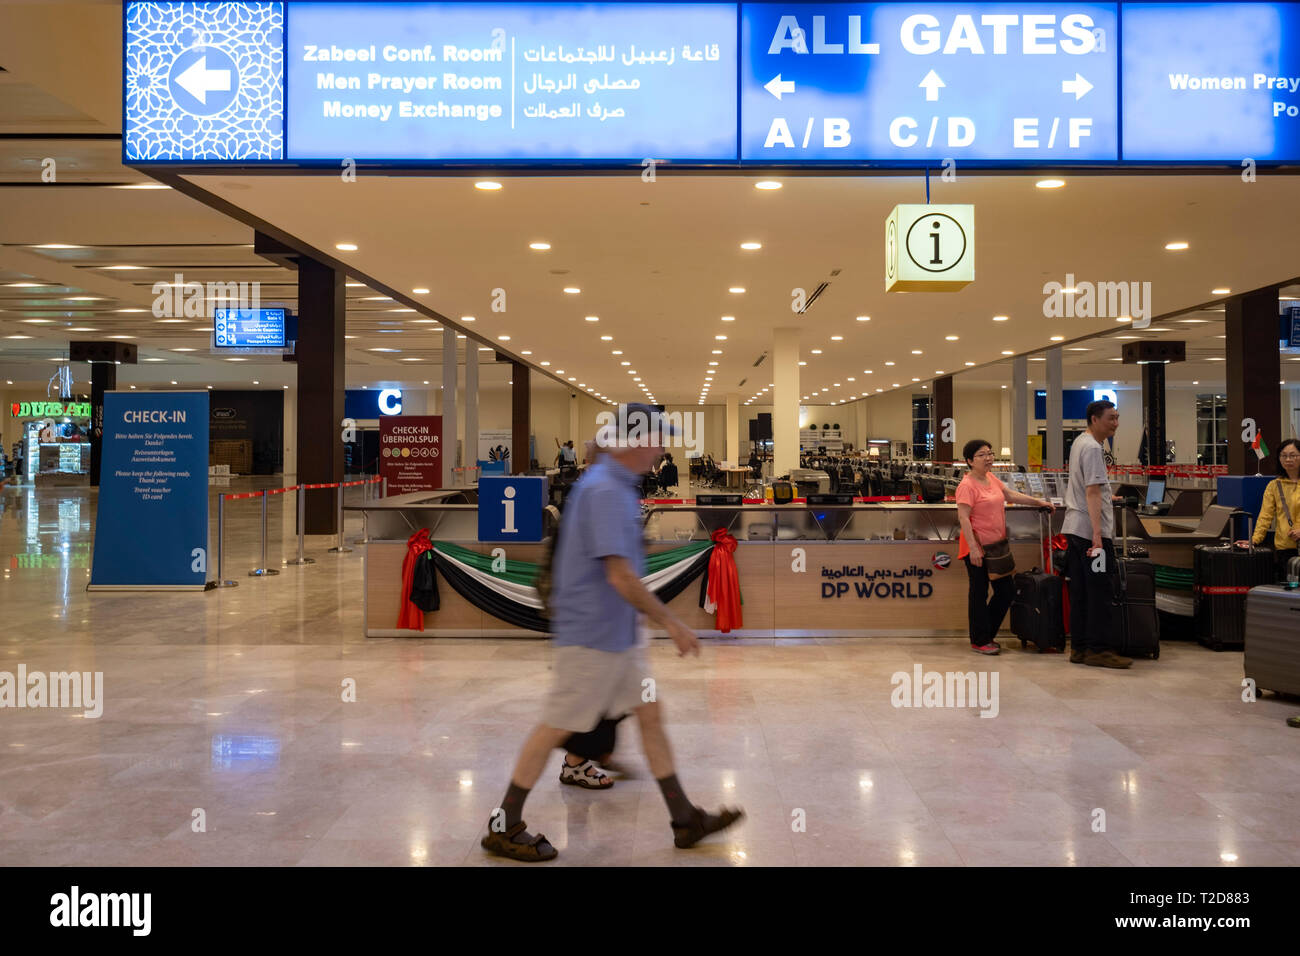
[1122,2,1300,162]
[741,3,1119,162]
[213,308,286,348]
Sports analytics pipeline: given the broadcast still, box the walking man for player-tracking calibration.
[482,403,743,861]
[1063,400,1132,668]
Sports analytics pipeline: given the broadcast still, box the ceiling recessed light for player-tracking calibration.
[5,282,46,288]
[475,181,502,190]
[107,335,133,339]
[497,335,510,341]
[1211,287,1231,295]
[945,335,959,341]
[810,349,822,355]
[4,334,32,339]
[21,319,52,324]
[831,335,843,341]
[521,350,532,355]
[584,316,599,323]
[739,241,762,250]
[34,243,82,249]
[100,264,145,271]
[335,242,358,251]
[1050,335,1065,341]
[992,315,1009,322]
[540,361,551,367]
[1165,241,1189,251]
[1116,316,1132,323]
[529,242,551,250]
[911,349,923,355]
[729,286,746,294]
[461,316,475,322]
[412,287,430,294]
[884,361,895,366]
[964,361,976,366]
[754,181,782,190]
[1036,179,1066,189]
[715,334,727,340]
[1001,350,1015,355]
[562,287,581,295]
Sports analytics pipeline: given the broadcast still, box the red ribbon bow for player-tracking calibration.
[707,527,743,633]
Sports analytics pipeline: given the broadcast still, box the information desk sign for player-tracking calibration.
[213,308,286,348]
[740,2,1120,163]
[88,391,210,591]
[885,203,974,291]
[478,476,547,543]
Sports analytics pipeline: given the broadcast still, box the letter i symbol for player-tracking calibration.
[501,485,517,534]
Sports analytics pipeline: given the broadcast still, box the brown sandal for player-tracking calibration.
[481,820,558,861]
[672,805,745,848]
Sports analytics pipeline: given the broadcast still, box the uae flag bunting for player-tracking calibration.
[1253,433,1269,461]
[401,540,716,632]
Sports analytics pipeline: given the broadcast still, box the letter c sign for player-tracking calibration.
[378,388,403,415]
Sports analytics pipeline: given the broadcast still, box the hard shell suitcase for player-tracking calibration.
[1115,557,1160,659]
[1011,568,1066,653]
[1194,542,1276,651]
[1243,585,1300,697]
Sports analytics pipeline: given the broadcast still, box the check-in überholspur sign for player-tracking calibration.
[124,1,1300,166]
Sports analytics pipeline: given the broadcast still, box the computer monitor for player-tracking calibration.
[1144,478,1166,507]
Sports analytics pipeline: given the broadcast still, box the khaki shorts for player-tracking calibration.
[542,644,651,734]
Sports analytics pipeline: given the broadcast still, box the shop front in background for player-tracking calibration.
[208,390,284,475]
[9,400,92,486]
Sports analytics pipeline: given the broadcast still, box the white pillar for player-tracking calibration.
[442,327,458,479]
[464,338,479,476]
[282,384,297,479]
[568,392,580,444]
[1013,355,1029,468]
[725,392,739,465]
[773,328,800,477]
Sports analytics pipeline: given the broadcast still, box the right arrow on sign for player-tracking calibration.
[1062,73,1093,101]
[920,70,945,102]
[765,74,795,100]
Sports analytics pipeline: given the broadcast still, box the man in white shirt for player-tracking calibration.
[1062,400,1132,668]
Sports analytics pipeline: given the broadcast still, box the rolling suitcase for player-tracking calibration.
[1243,585,1300,697]
[1011,568,1066,653]
[1193,523,1275,651]
[1115,557,1160,659]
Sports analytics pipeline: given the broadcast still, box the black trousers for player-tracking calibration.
[1273,546,1299,582]
[564,715,627,760]
[1064,534,1118,654]
[963,555,1016,645]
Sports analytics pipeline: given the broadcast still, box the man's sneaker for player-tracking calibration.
[1069,647,1086,664]
[971,643,1000,655]
[1084,649,1133,669]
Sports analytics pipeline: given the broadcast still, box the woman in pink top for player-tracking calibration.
[955,439,1053,655]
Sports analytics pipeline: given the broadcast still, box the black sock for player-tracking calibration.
[497,781,530,830]
[657,774,694,823]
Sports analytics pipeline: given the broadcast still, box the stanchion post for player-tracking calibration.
[211,494,238,589]
[329,483,352,554]
[249,490,280,577]
[285,485,315,566]
[382,477,388,499]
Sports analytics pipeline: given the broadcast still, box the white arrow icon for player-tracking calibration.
[920,69,945,101]
[176,55,232,105]
[765,74,796,100]
[1062,73,1093,101]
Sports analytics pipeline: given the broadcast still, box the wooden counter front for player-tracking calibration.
[365,538,1042,639]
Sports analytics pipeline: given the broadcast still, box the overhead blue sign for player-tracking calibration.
[287,1,737,160]
[344,388,404,419]
[741,2,1119,162]
[1122,2,1300,162]
[478,475,547,542]
[123,0,1300,166]
[89,391,210,590]
[213,307,286,348]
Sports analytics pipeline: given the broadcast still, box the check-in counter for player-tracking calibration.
[355,498,1049,639]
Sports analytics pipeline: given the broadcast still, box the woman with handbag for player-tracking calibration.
[1235,438,1300,580]
[956,439,1054,655]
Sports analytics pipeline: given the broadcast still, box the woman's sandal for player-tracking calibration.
[559,758,614,789]
[481,820,558,862]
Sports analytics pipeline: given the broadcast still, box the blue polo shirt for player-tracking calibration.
[550,457,646,652]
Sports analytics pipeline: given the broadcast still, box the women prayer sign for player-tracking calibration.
[379,415,442,492]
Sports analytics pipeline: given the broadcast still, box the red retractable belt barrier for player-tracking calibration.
[706,527,742,633]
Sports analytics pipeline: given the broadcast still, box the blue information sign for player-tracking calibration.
[478,475,546,542]
[213,308,286,348]
[123,0,1300,166]
[1122,2,1300,162]
[741,2,1119,162]
[89,391,210,590]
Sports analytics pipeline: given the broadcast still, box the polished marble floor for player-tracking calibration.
[1,482,1297,867]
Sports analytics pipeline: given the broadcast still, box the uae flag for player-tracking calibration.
[1253,433,1269,461]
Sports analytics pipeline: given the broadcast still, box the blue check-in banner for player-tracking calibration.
[124,1,1300,165]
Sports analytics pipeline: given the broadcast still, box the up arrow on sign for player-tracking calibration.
[175,55,232,105]
[1062,73,1093,101]
[919,70,945,102]
[764,74,795,100]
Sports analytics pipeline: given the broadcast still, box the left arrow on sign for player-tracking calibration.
[765,74,796,100]
[1061,73,1093,101]
[176,55,232,105]
[920,70,944,102]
